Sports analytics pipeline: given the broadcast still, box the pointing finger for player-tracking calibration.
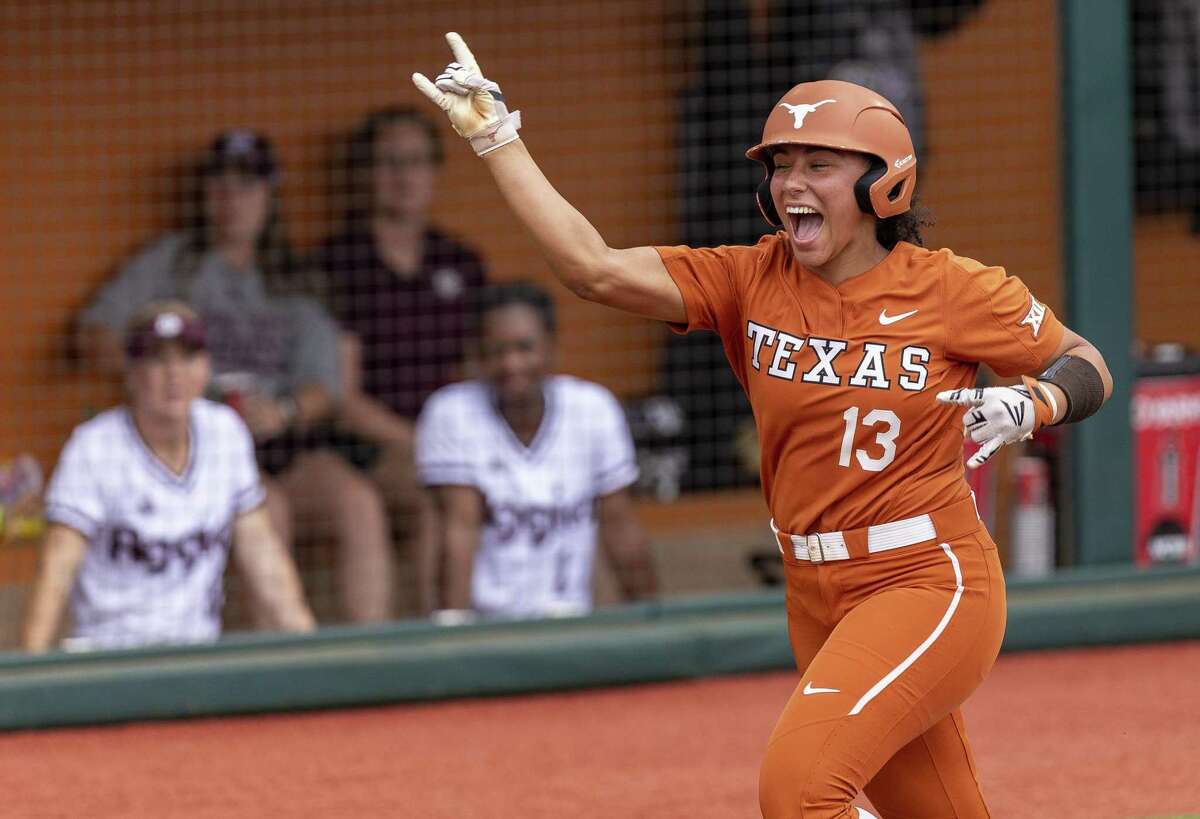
[936,388,985,408]
[446,32,480,73]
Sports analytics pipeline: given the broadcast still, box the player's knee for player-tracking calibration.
[347,473,386,518]
[316,456,386,522]
[759,735,859,819]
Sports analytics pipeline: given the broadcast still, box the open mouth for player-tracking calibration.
[786,205,824,245]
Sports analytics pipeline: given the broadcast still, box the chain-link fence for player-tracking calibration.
[0,1,1193,652]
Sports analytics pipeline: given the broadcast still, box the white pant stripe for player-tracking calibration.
[848,543,965,717]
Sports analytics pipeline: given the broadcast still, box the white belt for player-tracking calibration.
[771,512,937,564]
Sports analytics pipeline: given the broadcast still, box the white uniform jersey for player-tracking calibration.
[44,399,264,649]
[416,376,639,618]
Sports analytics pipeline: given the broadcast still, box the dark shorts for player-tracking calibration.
[255,424,382,476]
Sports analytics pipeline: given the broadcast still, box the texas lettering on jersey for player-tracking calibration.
[656,236,1065,535]
[746,320,930,392]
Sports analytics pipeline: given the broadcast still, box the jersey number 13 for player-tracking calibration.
[839,406,901,472]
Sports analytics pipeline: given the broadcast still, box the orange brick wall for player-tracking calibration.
[0,1,676,467]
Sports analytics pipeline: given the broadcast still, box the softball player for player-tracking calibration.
[414,34,1112,818]
[416,282,657,619]
[22,302,315,652]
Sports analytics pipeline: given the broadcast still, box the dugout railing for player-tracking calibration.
[1,562,1199,731]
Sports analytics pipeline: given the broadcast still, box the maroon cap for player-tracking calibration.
[125,309,207,360]
[203,129,278,182]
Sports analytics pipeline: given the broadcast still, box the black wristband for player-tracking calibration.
[1039,355,1105,425]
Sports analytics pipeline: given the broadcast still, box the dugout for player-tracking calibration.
[0,0,1195,644]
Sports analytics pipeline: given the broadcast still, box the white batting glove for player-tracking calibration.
[412,32,522,156]
[936,377,1057,468]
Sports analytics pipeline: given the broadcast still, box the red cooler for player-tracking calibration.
[1133,373,1200,566]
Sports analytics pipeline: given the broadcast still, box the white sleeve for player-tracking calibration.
[415,392,478,487]
[44,430,107,540]
[589,388,639,497]
[226,411,266,516]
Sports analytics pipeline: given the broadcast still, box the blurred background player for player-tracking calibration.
[415,282,657,619]
[414,35,1112,818]
[22,303,314,652]
[74,129,392,624]
[308,107,489,615]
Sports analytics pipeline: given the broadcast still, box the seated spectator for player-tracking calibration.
[416,283,658,619]
[309,107,488,614]
[22,303,314,651]
[75,129,392,623]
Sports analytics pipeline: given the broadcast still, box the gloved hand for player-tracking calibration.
[936,376,1057,468]
[412,32,522,156]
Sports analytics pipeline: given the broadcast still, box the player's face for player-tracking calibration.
[203,170,271,247]
[769,146,879,271]
[480,304,553,405]
[128,345,211,423]
[372,122,438,222]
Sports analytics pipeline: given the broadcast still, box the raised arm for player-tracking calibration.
[413,33,685,324]
[21,524,88,653]
[479,141,683,321]
[231,506,316,633]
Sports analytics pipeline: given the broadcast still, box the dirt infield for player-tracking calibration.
[0,641,1196,818]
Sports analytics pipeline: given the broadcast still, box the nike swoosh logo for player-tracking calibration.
[879,308,918,326]
[802,682,841,696]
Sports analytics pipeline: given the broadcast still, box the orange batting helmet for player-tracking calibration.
[746,79,917,224]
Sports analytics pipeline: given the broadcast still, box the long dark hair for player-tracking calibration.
[176,163,301,297]
[876,197,934,249]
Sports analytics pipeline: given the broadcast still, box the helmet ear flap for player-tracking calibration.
[854,159,887,216]
[756,159,782,227]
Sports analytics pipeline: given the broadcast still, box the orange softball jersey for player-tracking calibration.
[656,234,1065,536]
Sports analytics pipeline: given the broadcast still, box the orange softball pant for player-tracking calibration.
[758,522,1006,819]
